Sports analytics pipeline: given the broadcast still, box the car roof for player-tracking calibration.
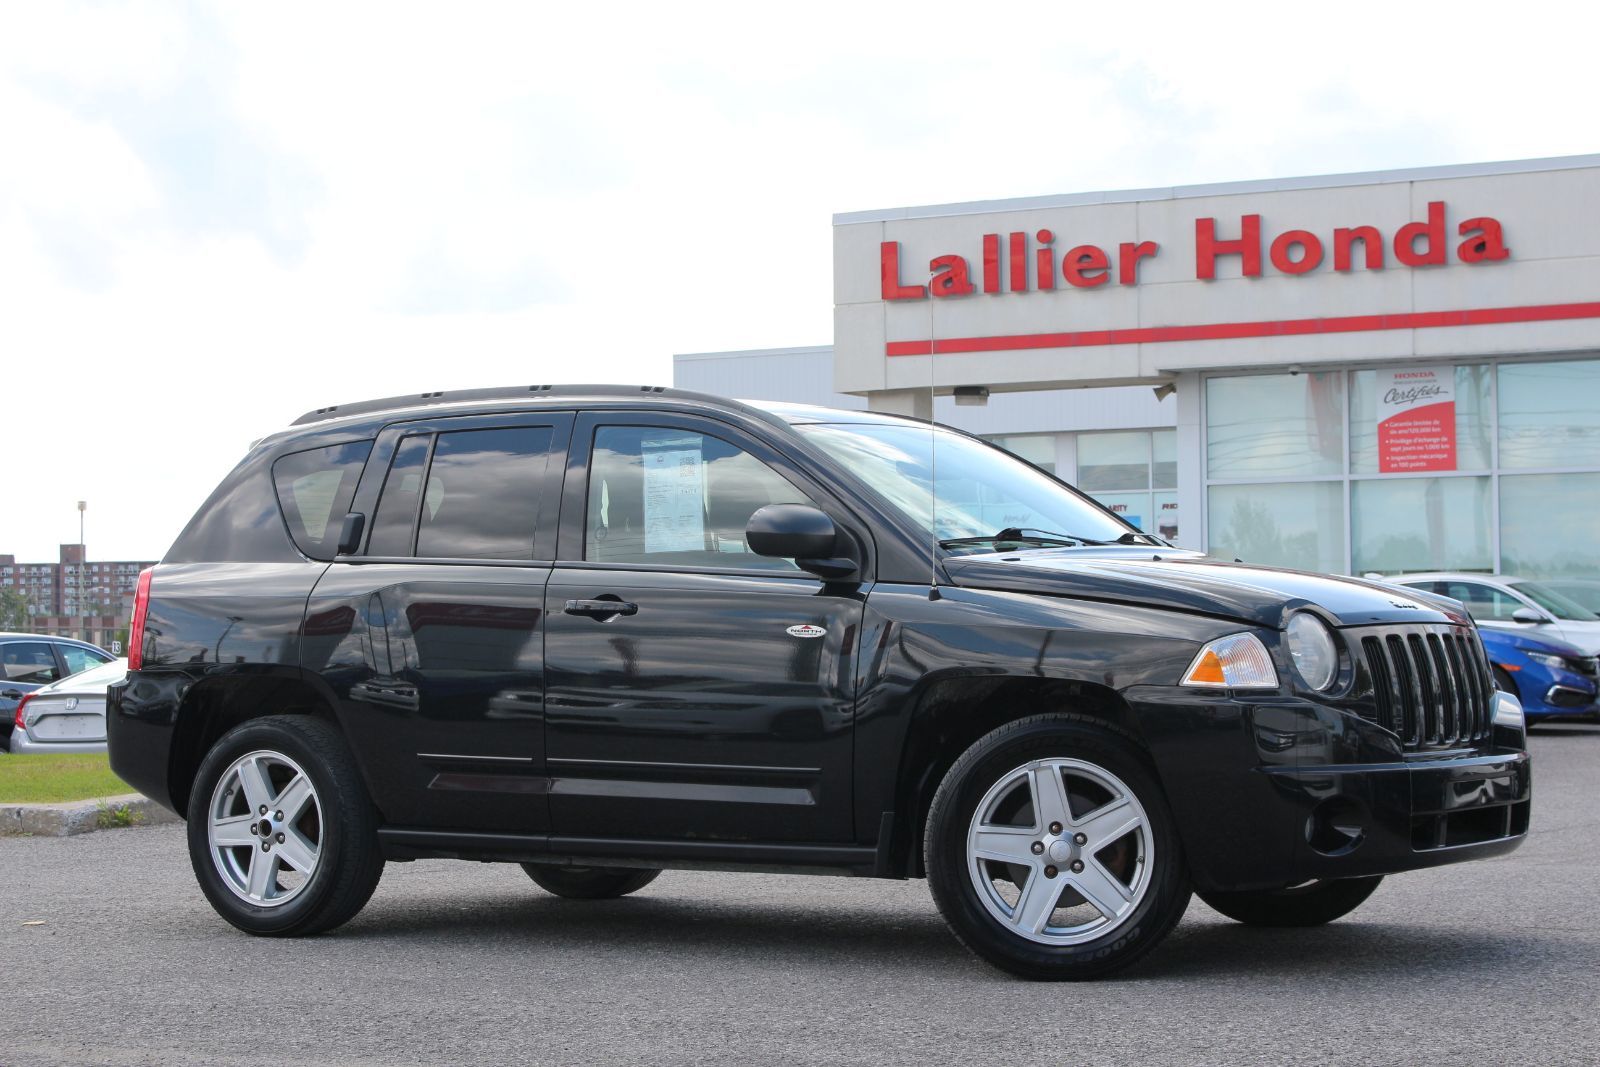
[286,384,781,430]
[0,633,107,649]
[263,385,929,455]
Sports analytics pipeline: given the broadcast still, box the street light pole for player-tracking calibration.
[77,500,86,642]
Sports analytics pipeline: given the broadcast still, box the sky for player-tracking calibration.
[2,0,1595,562]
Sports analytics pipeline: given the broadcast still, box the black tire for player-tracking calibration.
[924,714,1191,980]
[1199,876,1382,927]
[520,864,661,899]
[186,715,385,936]
[1492,666,1519,697]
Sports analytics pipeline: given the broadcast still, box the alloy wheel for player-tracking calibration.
[206,749,324,908]
[965,757,1153,945]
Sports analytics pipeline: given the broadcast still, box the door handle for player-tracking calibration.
[564,598,638,620]
[1,689,21,701]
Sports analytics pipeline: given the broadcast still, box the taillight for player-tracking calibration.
[128,568,154,671]
[12,693,31,731]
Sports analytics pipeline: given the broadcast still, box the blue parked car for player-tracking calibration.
[1478,626,1599,723]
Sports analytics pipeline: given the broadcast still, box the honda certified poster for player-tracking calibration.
[1377,367,1457,472]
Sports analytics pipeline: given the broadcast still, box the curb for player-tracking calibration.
[0,794,182,837]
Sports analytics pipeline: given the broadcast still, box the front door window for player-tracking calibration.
[585,426,812,569]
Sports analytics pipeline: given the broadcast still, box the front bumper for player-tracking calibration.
[1125,686,1531,894]
[1263,749,1530,884]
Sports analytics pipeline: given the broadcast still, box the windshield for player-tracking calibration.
[796,422,1137,551]
[1509,581,1600,621]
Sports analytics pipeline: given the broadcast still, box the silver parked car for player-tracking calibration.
[1389,573,1600,655]
[10,657,128,754]
[1,633,115,750]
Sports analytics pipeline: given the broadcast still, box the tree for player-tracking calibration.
[0,587,28,631]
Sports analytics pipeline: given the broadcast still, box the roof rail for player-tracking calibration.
[289,384,685,427]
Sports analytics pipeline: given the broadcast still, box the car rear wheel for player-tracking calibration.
[1199,876,1383,927]
[925,714,1190,980]
[187,715,384,936]
[520,864,661,899]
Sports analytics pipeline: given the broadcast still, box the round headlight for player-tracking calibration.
[1286,613,1338,690]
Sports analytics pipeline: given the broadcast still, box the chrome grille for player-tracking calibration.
[1359,625,1492,748]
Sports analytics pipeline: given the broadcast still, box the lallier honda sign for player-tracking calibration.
[831,161,1600,394]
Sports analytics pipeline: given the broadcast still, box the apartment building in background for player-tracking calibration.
[0,545,157,650]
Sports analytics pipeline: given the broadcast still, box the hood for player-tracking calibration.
[941,548,1469,629]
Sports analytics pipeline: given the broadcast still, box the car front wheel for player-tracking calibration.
[187,715,384,936]
[925,714,1190,980]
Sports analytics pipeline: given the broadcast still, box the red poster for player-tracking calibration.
[1377,367,1456,473]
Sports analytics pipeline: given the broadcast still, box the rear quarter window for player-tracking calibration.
[272,441,375,560]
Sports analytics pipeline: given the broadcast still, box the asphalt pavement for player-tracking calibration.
[3,724,1598,1067]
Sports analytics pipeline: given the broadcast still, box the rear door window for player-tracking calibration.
[59,644,112,676]
[2,641,62,684]
[368,435,432,557]
[272,441,375,560]
[366,426,556,560]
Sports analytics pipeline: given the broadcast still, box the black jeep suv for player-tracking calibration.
[109,385,1531,979]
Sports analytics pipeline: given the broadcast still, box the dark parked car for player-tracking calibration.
[1478,627,1598,723]
[109,386,1531,979]
[1,633,115,751]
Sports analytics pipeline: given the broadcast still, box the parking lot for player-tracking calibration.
[1,723,1596,1067]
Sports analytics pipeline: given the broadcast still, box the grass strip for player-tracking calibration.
[0,752,133,804]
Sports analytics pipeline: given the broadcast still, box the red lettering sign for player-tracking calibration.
[876,201,1509,301]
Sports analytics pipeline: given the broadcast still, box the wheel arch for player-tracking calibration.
[881,673,1151,880]
[166,668,348,817]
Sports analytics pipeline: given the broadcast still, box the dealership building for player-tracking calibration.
[675,154,1600,582]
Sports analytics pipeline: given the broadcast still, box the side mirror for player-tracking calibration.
[337,512,367,556]
[746,504,856,580]
[1510,606,1546,625]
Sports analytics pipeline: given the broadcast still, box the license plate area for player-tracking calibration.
[35,714,105,741]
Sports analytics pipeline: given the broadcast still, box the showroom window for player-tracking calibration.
[1204,357,1600,579]
[988,434,1056,474]
[1078,430,1177,538]
[1206,373,1344,479]
[1498,360,1600,469]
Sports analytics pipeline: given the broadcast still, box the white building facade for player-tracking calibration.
[675,155,1600,581]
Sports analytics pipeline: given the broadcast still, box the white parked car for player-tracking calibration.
[1389,573,1600,655]
[9,657,128,754]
